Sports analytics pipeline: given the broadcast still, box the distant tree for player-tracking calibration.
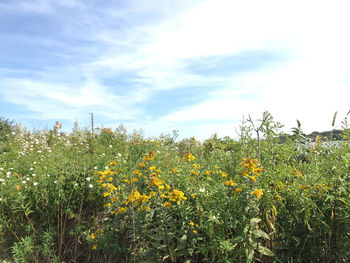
[0,117,14,141]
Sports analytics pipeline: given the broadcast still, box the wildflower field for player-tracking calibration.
[0,113,349,263]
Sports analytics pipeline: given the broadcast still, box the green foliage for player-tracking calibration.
[0,113,349,262]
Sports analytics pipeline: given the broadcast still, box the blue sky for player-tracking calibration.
[0,0,349,139]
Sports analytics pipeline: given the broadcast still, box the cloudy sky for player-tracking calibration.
[0,0,349,139]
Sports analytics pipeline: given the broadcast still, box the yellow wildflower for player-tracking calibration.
[291,169,304,178]
[185,152,195,162]
[147,176,165,190]
[167,189,187,204]
[193,230,197,234]
[143,151,155,161]
[191,170,199,176]
[233,188,243,193]
[149,166,157,172]
[223,179,235,187]
[109,160,117,166]
[164,201,171,208]
[251,189,263,200]
[191,193,196,199]
[249,176,257,183]
[189,221,194,227]
[92,244,97,250]
[115,206,127,215]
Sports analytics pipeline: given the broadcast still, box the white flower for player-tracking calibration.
[212,216,217,220]
[199,188,205,193]
[0,178,5,182]
[22,180,26,184]
[33,161,37,165]
[0,167,4,171]
[94,166,97,170]
[102,153,105,156]
[32,174,36,177]
[86,177,91,182]
[30,167,34,171]
[89,184,93,188]
[74,183,78,186]
[109,145,113,148]
[105,166,108,170]
[33,182,38,186]
[54,180,57,184]
[10,168,13,170]
[0,197,2,201]
[118,153,122,157]
[26,177,30,181]
[37,150,42,153]
[6,172,11,176]
[47,174,50,177]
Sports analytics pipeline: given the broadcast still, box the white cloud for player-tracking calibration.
[1,0,350,138]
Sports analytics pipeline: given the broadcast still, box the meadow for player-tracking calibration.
[0,112,349,263]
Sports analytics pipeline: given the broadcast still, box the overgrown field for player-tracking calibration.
[0,113,349,263]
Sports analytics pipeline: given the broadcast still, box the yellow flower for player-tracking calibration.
[115,206,127,215]
[189,221,194,227]
[147,176,165,190]
[167,189,187,204]
[90,233,95,240]
[164,201,171,208]
[149,166,157,172]
[172,168,178,173]
[223,179,235,187]
[205,170,212,175]
[191,193,196,199]
[103,192,111,197]
[92,244,97,250]
[104,203,112,207]
[191,170,199,176]
[251,189,263,200]
[143,151,155,161]
[249,176,257,183]
[233,188,243,193]
[291,169,304,178]
[184,152,195,162]
[193,230,197,234]
[139,162,146,168]
[221,172,228,178]
[109,160,117,166]
[128,189,141,204]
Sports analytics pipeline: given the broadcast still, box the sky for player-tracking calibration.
[0,0,349,140]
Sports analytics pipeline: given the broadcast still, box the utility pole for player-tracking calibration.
[89,113,94,134]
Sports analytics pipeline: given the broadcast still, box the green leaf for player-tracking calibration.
[250,218,261,226]
[252,230,270,240]
[232,235,244,244]
[257,245,274,257]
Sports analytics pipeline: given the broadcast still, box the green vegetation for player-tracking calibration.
[0,112,349,262]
